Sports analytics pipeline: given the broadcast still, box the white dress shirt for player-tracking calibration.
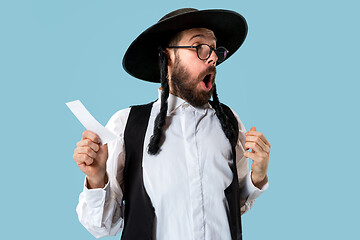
[76,91,268,239]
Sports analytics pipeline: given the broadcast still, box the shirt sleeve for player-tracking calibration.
[230,109,269,215]
[76,108,130,238]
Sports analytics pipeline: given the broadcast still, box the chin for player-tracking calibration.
[188,89,211,107]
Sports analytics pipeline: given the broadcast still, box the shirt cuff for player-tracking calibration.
[243,171,269,201]
[83,177,110,208]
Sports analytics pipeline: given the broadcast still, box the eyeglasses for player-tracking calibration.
[167,44,229,63]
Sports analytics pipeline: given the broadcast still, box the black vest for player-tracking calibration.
[122,102,242,240]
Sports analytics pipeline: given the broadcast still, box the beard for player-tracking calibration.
[170,56,216,107]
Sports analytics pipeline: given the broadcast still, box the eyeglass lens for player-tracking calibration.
[215,48,227,62]
[197,45,227,62]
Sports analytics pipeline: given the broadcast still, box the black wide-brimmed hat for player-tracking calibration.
[122,8,248,83]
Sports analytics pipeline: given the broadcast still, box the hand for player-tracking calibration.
[73,130,108,188]
[244,127,271,189]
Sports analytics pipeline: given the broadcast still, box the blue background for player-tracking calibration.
[1,0,359,239]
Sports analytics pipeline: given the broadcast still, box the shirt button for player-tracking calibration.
[184,103,189,108]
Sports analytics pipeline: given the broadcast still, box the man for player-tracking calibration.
[74,8,271,240]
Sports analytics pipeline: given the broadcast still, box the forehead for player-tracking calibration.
[177,28,217,44]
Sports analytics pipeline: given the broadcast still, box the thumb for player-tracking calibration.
[97,144,108,162]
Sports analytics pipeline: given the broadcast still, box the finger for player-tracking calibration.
[245,135,270,153]
[245,131,271,148]
[73,153,94,166]
[257,133,271,148]
[244,141,264,155]
[82,130,101,144]
[244,150,267,162]
[245,137,268,153]
[74,146,97,159]
[77,161,86,171]
[244,151,257,160]
[77,139,100,152]
[245,127,258,151]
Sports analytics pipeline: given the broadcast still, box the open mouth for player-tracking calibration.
[202,74,213,91]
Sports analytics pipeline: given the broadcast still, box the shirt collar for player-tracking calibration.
[156,89,212,115]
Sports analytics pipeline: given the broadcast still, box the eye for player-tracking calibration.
[197,44,210,59]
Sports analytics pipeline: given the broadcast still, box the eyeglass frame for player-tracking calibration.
[167,44,229,63]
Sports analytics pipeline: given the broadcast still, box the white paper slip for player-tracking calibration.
[66,100,118,145]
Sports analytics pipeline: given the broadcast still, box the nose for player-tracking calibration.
[206,49,218,66]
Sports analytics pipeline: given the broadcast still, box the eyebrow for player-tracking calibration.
[189,34,217,43]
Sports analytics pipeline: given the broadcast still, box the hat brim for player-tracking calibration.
[123,9,248,83]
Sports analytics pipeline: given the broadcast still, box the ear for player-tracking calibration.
[165,48,174,66]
